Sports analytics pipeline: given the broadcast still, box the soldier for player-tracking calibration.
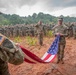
[35,20,44,46]
[52,18,68,64]
[72,24,76,39]
[0,33,24,75]
[64,22,73,38]
[0,27,4,35]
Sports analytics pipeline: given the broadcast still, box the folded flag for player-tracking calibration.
[20,35,60,64]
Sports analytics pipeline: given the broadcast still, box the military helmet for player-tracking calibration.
[58,17,63,21]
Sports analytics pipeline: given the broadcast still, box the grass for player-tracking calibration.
[46,30,53,37]
[26,36,37,46]
[14,36,22,43]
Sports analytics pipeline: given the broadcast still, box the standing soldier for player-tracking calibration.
[73,24,76,39]
[64,22,73,38]
[35,20,44,46]
[0,33,24,75]
[52,18,68,64]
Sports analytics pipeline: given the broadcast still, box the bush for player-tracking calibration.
[14,36,22,43]
[46,30,53,37]
[26,36,37,46]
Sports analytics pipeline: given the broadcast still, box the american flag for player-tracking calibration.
[20,35,60,64]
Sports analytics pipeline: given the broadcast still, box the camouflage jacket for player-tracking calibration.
[52,24,68,36]
[35,24,44,35]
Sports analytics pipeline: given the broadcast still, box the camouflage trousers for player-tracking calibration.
[38,33,43,46]
[0,58,10,75]
[57,36,66,62]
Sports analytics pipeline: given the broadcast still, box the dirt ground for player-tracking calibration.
[8,37,76,75]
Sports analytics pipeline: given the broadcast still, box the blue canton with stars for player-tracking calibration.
[47,35,60,55]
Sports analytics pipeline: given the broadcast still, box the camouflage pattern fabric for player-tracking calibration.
[0,33,24,75]
[52,24,68,63]
[73,25,76,39]
[64,23,73,38]
[0,58,10,75]
[57,36,66,62]
[35,24,44,46]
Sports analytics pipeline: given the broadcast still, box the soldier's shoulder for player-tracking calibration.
[53,25,59,28]
[52,25,58,30]
[34,24,39,27]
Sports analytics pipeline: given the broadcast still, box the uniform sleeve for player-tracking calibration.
[52,25,58,35]
[62,25,69,37]
[52,25,57,30]
[1,38,25,65]
[63,24,69,30]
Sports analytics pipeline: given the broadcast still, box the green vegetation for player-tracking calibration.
[0,12,76,25]
[46,30,53,37]
[14,36,22,43]
[26,36,37,46]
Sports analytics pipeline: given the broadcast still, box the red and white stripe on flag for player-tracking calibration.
[41,52,56,62]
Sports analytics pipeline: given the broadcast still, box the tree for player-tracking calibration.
[0,12,76,25]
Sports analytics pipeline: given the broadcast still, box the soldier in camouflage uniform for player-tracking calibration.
[0,33,24,75]
[72,23,76,39]
[52,18,68,64]
[64,22,73,38]
[35,21,44,46]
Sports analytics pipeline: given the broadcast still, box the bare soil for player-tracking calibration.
[8,37,76,75]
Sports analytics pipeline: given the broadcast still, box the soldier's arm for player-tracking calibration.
[59,33,68,37]
[0,34,25,65]
[63,24,69,29]
[64,23,70,27]
[52,25,57,30]
[52,25,58,36]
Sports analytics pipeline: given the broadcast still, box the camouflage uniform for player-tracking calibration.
[0,33,24,75]
[64,23,73,38]
[52,24,68,63]
[72,25,76,39]
[35,21,44,46]
[0,57,10,75]
[68,24,73,38]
